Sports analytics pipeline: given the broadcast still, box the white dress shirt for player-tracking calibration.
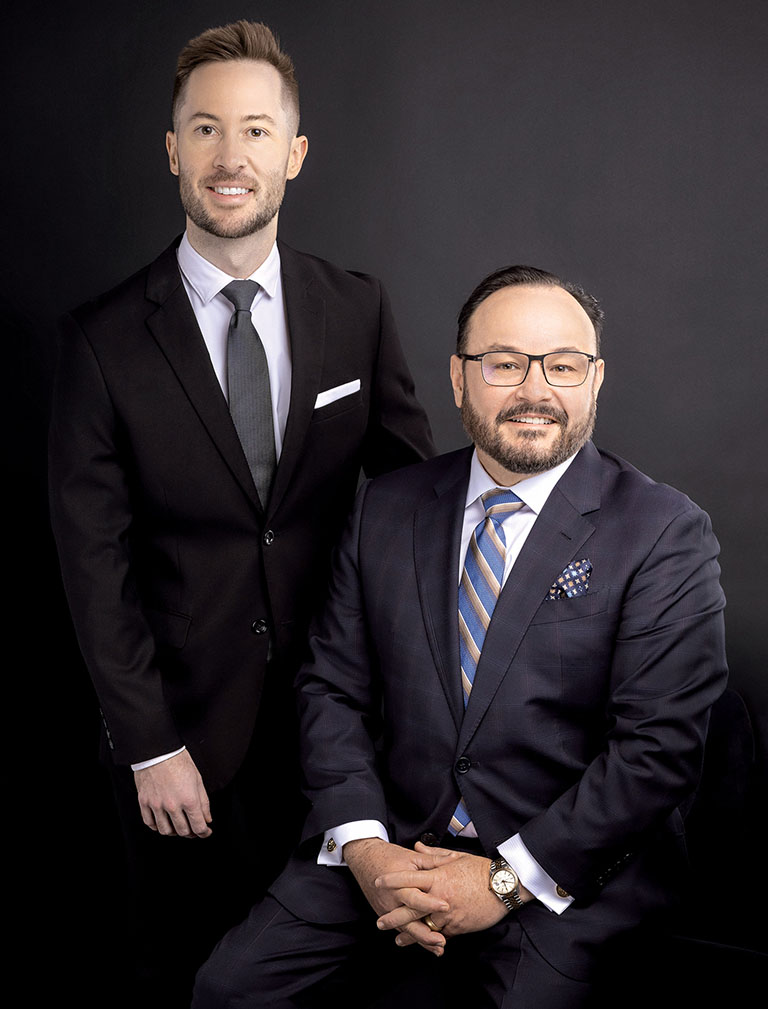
[131,233,291,772]
[319,449,579,915]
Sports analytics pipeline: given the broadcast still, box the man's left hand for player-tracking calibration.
[375,842,532,944]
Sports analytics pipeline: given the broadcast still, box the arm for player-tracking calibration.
[361,280,435,476]
[48,315,211,836]
[520,505,728,900]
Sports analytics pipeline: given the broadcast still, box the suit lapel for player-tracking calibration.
[413,449,473,731]
[266,243,326,518]
[457,443,602,752]
[144,240,261,511]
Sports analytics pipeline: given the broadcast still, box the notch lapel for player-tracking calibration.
[266,245,326,518]
[413,449,473,731]
[145,241,262,511]
[457,443,602,753]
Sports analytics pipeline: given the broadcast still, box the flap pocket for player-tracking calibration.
[145,607,191,649]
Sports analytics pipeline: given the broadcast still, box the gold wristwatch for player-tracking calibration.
[488,857,525,912]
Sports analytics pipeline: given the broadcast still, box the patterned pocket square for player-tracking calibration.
[546,559,592,600]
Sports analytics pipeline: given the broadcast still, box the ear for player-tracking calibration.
[166,131,179,177]
[286,135,308,180]
[592,358,605,401]
[450,355,465,408]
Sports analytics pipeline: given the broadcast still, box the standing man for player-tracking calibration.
[195,266,728,1008]
[48,20,433,1006]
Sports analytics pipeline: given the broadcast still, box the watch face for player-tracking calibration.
[492,868,518,895]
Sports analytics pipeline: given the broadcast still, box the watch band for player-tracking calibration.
[489,857,525,911]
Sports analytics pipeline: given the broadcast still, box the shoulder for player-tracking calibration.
[65,239,180,336]
[278,242,386,301]
[360,448,471,511]
[592,445,704,519]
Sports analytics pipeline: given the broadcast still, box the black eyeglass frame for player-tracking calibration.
[457,351,598,388]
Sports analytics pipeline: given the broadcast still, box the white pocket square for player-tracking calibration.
[314,379,361,410]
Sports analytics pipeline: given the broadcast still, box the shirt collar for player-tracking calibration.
[465,448,579,515]
[177,232,281,304]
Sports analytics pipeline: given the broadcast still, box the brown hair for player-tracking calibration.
[172,20,300,132]
[457,265,604,356]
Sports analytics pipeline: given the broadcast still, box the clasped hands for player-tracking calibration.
[343,838,516,957]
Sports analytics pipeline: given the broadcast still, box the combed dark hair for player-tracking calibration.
[172,21,300,132]
[456,265,604,355]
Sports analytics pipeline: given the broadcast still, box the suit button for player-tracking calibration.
[263,529,275,546]
[420,832,439,846]
[251,619,269,635]
[455,756,471,774]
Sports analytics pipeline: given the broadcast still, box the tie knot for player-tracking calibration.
[221,279,260,313]
[481,488,522,521]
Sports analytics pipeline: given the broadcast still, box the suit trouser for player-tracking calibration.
[192,893,593,1009]
[106,665,306,1009]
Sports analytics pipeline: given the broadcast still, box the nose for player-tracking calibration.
[515,358,552,398]
[214,134,247,173]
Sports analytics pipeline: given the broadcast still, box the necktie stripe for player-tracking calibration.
[449,487,522,837]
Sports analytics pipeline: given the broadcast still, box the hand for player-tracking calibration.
[375,842,532,944]
[133,750,212,838]
[343,838,459,955]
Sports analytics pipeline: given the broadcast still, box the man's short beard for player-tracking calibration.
[178,169,287,240]
[461,393,597,476]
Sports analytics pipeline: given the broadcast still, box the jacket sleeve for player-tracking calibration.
[295,481,390,841]
[48,314,182,764]
[361,280,435,476]
[518,503,728,901]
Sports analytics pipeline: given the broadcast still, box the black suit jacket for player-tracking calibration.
[48,238,434,791]
[272,443,728,978]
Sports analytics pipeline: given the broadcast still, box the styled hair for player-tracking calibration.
[172,20,300,132]
[456,265,604,355]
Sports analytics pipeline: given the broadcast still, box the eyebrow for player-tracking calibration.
[188,112,279,126]
[483,343,591,354]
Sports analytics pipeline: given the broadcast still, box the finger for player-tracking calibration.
[166,805,194,837]
[154,809,178,836]
[139,802,158,831]
[397,921,446,953]
[375,870,434,891]
[377,904,444,932]
[199,782,213,825]
[413,842,460,865]
[378,887,449,919]
[185,801,213,838]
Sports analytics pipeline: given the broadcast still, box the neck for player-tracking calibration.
[475,448,525,487]
[185,217,278,278]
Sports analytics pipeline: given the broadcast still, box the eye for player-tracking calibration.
[194,124,217,136]
[247,128,265,138]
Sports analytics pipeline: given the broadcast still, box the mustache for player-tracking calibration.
[201,173,257,188]
[496,402,568,426]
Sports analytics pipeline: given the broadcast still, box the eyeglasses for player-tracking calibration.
[457,351,598,388]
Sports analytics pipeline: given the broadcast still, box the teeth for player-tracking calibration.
[213,186,250,195]
[512,417,554,425]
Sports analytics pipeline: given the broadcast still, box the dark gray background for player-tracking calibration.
[4,0,766,989]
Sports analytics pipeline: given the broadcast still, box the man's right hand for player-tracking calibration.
[343,838,457,955]
[133,749,212,838]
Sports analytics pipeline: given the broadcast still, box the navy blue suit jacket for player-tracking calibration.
[272,442,727,979]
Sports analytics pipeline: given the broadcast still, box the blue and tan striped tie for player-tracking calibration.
[449,488,523,836]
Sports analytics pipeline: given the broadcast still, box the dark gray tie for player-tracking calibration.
[221,280,276,508]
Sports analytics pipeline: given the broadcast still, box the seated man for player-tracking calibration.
[194,265,728,1008]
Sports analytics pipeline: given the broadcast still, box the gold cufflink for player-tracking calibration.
[556,885,570,898]
[326,838,337,852]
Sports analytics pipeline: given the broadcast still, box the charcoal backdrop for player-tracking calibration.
[5,0,766,997]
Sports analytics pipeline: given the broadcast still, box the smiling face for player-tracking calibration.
[166,59,307,244]
[450,285,605,485]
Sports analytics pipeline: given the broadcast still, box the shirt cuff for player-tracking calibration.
[131,746,186,771]
[317,821,389,866]
[498,833,574,915]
